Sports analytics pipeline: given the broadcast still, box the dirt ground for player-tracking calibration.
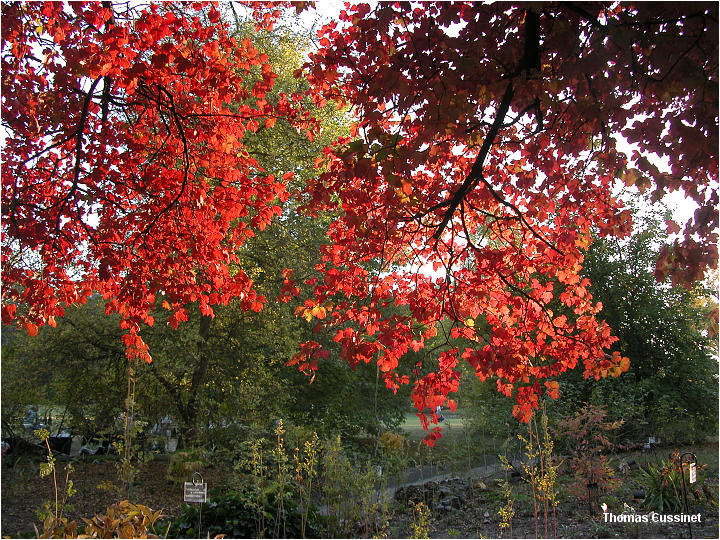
[1,456,232,538]
[398,506,720,539]
[387,484,720,539]
[2,451,718,538]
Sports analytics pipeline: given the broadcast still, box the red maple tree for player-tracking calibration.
[2,2,717,443]
[288,2,717,441]
[1,1,311,361]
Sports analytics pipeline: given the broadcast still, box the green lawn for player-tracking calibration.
[398,410,468,441]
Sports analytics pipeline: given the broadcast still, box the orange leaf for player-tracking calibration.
[26,321,38,337]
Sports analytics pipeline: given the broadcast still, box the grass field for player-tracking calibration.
[398,410,469,441]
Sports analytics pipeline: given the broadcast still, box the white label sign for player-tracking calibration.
[689,463,697,484]
[184,482,207,503]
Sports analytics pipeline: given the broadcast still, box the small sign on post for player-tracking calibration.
[679,452,697,539]
[183,481,207,503]
[689,462,697,484]
[183,472,206,536]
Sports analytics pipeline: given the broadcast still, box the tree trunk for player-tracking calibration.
[147,313,213,449]
[178,314,213,448]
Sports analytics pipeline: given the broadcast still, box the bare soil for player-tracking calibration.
[387,480,720,539]
[1,456,232,538]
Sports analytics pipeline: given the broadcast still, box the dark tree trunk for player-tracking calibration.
[147,313,213,449]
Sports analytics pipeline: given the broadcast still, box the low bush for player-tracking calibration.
[166,449,205,486]
[639,454,715,514]
[166,486,323,539]
[555,405,622,505]
[82,500,164,539]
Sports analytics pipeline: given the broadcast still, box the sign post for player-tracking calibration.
[184,472,207,536]
[679,452,697,539]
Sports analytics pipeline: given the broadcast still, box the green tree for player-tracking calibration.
[1,297,127,441]
[556,209,718,443]
[139,205,408,446]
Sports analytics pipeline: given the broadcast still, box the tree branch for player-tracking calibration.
[432,81,515,240]
[147,361,189,425]
[432,9,541,241]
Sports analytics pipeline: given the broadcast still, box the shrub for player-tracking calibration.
[639,459,684,513]
[321,435,390,538]
[409,501,431,539]
[166,487,322,539]
[82,501,164,539]
[638,454,712,514]
[555,405,622,506]
[378,430,408,480]
[34,429,78,539]
[497,454,515,538]
[518,403,558,538]
[166,449,205,485]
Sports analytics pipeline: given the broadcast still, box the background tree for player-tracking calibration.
[566,208,719,443]
[1,297,126,441]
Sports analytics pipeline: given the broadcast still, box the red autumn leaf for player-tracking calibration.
[665,219,681,235]
[544,380,560,399]
[1,304,17,323]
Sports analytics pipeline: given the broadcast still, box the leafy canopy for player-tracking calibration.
[2,2,717,444]
[291,2,717,439]
[1,1,313,361]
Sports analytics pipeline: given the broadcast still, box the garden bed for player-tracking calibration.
[0,456,231,538]
[387,460,719,538]
[2,442,717,538]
